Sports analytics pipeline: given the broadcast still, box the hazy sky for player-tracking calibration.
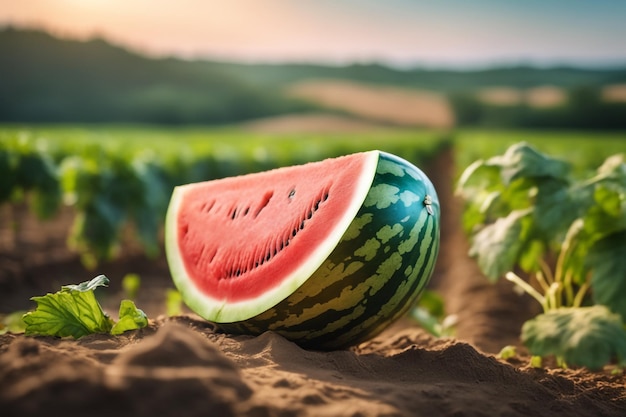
[2,0,625,67]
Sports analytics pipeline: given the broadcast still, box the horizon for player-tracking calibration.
[3,25,626,73]
[2,1,626,69]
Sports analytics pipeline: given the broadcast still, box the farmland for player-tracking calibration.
[1,123,625,416]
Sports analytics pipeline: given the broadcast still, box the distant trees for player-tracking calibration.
[449,86,626,130]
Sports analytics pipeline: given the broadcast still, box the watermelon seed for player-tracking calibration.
[288,189,296,199]
[243,207,250,216]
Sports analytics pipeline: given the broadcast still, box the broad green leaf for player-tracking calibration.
[583,184,626,237]
[110,300,148,335]
[532,179,581,242]
[588,231,626,322]
[485,142,570,185]
[23,278,114,339]
[469,208,534,281]
[521,306,626,370]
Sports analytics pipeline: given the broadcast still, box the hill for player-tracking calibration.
[1,27,625,126]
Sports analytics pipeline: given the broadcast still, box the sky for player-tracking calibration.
[1,0,626,68]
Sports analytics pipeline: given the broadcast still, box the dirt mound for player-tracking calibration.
[1,318,624,417]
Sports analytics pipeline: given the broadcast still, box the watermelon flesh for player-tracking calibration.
[166,150,440,349]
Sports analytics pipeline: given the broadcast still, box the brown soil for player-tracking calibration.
[1,148,624,417]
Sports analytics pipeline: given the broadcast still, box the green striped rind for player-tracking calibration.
[219,152,440,350]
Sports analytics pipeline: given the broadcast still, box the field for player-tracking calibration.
[1,124,625,417]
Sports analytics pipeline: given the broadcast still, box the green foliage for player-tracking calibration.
[22,275,148,339]
[410,290,457,337]
[0,125,448,266]
[23,275,114,338]
[522,306,626,370]
[0,311,28,335]
[110,300,148,335]
[458,142,626,369]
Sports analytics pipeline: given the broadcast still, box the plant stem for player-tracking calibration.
[547,282,561,310]
[535,270,551,293]
[573,282,590,308]
[538,258,554,285]
[563,270,575,307]
[554,219,583,285]
[505,272,547,311]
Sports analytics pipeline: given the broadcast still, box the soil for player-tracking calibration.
[1,148,624,417]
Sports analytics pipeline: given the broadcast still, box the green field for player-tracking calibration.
[1,124,624,265]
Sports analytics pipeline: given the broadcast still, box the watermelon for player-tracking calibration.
[165,150,440,350]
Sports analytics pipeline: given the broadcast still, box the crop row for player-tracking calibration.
[0,125,450,266]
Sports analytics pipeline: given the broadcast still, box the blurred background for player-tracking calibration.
[1,0,626,129]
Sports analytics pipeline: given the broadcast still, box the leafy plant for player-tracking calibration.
[410,289,457,337]
[22,275,148,339]
[457,142,626,370]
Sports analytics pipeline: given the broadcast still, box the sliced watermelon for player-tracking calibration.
[165,150,440,349]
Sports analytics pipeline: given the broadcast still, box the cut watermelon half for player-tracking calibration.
[166,151,379,322]
[166,150,440,349]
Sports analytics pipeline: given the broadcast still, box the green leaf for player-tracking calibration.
[110,300,148,335]
[588,231,626,322]
[485,142,570,185]
[469,208,534,281]
[532,178,581,242]
[23,277,114,339]
[0,311,28,335]
[521,306,626,370]
[62,274,110,292]
[410,290,456,337]
[497,345,517,360]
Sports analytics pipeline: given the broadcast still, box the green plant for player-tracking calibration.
[22,275,148,338]
[457,142,626,370]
